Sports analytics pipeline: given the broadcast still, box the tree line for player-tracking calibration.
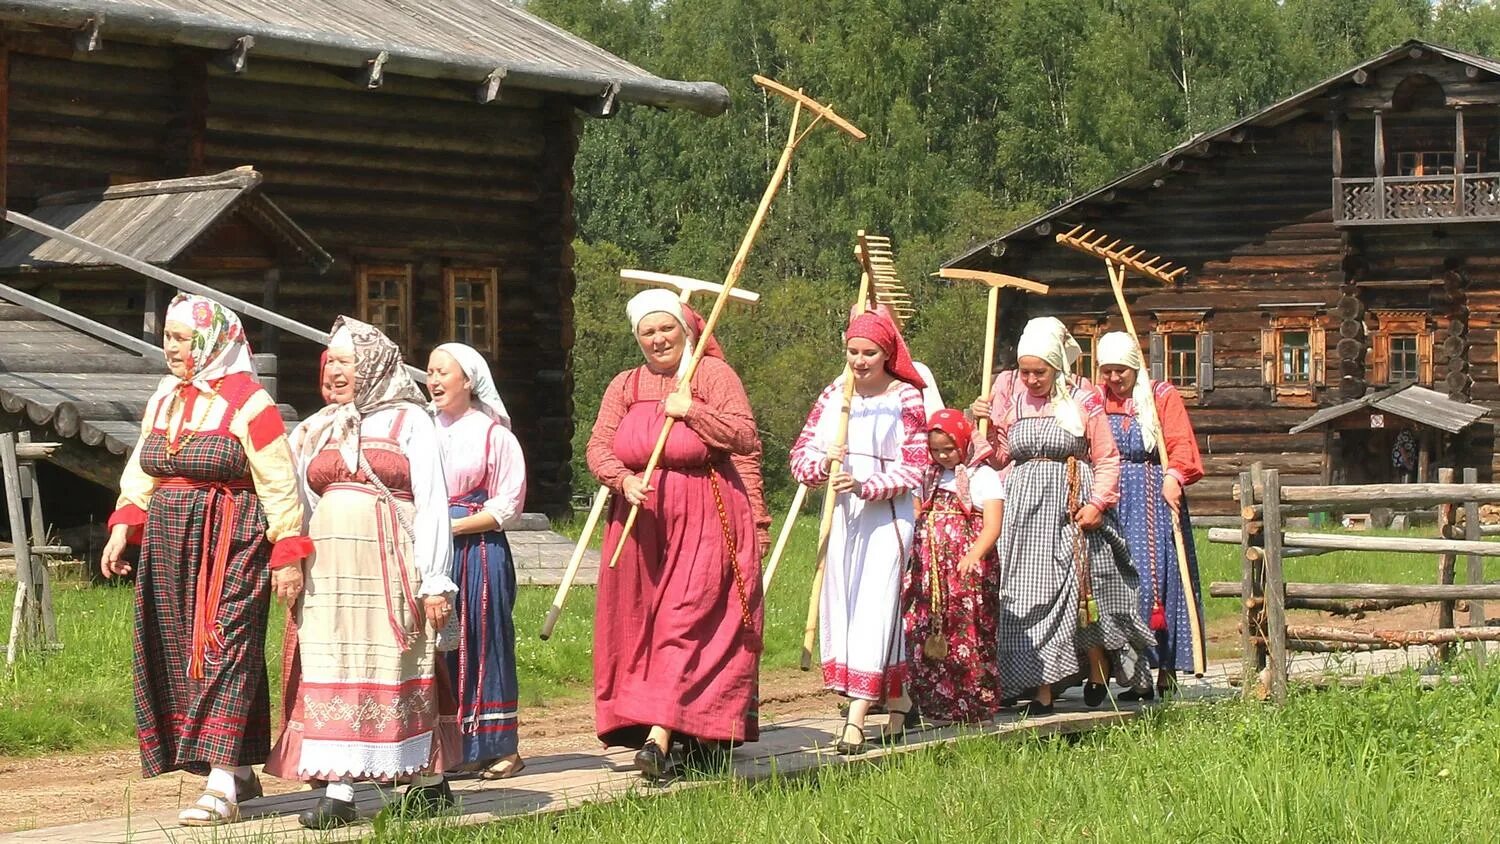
[527,0,1500,505]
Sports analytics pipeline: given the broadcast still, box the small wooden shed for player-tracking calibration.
[1289,383,1490,486]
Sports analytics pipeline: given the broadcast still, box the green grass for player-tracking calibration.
[362,664,1500,843]
[0,521,1492,757]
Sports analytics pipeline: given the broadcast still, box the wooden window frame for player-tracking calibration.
[1260,311,1326,407]
[1069,318,1105,383]
[1148,310,1213,401]
[443,265,500,356]
[355,262,413,351]
[1368,310,1434,386]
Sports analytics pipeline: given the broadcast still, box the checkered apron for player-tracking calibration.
[135,428,272,777]
[995,415,1153,693]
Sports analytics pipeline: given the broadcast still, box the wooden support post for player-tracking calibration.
[1455,106,1466,215]
[1263,468,1287,703]
[0,47,9,217]
[1238,470,1266,695]
[3,433,36,664]
[1374,109,1386,221]
[1331,108,1343,178]
[1319,428,1334,486]
[1418,429,1432,484]
[1463,466,1485,667]
[142,279,165,344]
[17,434,55,647]
[1436,466,1457,661]
[261,267,281,359]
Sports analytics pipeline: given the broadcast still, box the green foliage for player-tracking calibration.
[533,0,1500,500]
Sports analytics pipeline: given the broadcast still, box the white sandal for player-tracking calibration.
[178,787,240,827]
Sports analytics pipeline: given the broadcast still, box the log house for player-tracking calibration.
[946,40,1500,516]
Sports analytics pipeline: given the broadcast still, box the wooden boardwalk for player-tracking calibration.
[0,648,1448,843]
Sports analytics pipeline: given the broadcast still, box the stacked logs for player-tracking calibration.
[1440,265,1472,402]
[1335,257,1367,399]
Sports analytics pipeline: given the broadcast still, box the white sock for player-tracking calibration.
[410,773,444,788]
[325,778,356,803]
[205,767,238,803]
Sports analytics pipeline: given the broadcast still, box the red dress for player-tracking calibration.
[587,358,764,747]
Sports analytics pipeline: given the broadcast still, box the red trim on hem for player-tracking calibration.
[269,536,314,569]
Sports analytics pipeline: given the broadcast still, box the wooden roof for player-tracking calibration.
[0,168,331,272]
[1289,383,1489,435]
[945,39,1500,268]
[0,0,730,115]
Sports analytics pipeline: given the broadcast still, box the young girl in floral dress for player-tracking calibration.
[903,409,1004,723]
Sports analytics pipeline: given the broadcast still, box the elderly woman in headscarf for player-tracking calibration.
[100,294,309,827]
[970,316,1091,422]
[789,307,929,754]
[983,317,1153,716]
[1096,332,1206,698]
[425,342,528,778]
[587,289,765,781]
[265,317,457,830]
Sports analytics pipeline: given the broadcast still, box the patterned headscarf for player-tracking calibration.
[296,316,425,472]
[845,308,927,389]
[432,342,511,428]
[1016,316,1085,436]
[919,408,992,517]
[1097,331,1160,452]
[159,293,255,392]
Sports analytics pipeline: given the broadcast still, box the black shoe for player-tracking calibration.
[298,796,357,830]
[1118,687,1156,703]
[878,711,913,745]
[1016,700,1054,718]
[834,721,867,755]
[634,740,674,781]
[1083,681,1108,707]
[234,772,264,803]
[398,780,454,817]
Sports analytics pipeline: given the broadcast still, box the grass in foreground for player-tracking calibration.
[0,520,1489,757]
[373,666,1500,844]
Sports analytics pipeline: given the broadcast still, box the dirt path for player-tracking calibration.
[0,669,833,833]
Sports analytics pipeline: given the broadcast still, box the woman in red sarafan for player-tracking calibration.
[587,288,765,781]
[101,294,311,827]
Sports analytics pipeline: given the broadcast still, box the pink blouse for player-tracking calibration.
[435,408,527,528]
[988,382,1121,510]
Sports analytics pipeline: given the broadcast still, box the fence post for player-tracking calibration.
[1436,466,1457,661]
[1263,468,1288,703]
[2,433,36,664]
[1237,470,1265,695]
[1463,467,1485,667]
[16,433,54,645]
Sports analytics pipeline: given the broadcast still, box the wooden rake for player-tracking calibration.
[762,232,909,594]
[931,268,1050,439]
[1053,225,1205,676]
[599,77,865,573]
[540,270,760,640]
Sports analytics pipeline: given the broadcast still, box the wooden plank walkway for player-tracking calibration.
[0,647,1453,843]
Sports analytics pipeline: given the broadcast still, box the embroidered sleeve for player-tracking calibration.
[482,424,528,528]
[859,386,930,500]
[401,411,458,597]
[1156,382,1205,487]
[680,357,758,456]
[586,370,636,493]
[230,388,306,556]
[789,382,841,486]
[1080,387,1121,510]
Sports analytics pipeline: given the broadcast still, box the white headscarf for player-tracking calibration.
[1097,331,1160,451]
[1015,317,1085,437]
[433,342,511,428]
[626,288,694,377]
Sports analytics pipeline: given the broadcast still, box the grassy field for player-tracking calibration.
[0,519,1488,757]
[361,664,1500,844]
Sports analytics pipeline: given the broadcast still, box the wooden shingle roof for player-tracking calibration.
[1289,383,1490,435]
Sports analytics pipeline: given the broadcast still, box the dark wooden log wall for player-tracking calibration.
[0,34,581,515]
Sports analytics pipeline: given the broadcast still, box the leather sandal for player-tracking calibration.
[834,720,867,755]
[479,755,526,780]
[178,788,239,827]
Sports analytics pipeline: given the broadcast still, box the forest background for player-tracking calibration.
[530,0,1500,505]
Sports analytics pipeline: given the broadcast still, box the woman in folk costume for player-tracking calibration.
[426,342,528,777]
[903,409,1005,723]
[587,289,764,781]
[1096,331,1206,698]
[970,316,1090,423]
[789,307,929,754]
[984,317,1153,716]
[265,317,458,830]
[100,294,309,827]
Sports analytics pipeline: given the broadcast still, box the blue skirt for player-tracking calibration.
[445,502,520,762]
[1114,456,1206,672]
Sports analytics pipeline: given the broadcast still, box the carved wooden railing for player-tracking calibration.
[1335,173,1500,225]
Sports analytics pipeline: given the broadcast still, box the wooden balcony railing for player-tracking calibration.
[1335,172,1500,225]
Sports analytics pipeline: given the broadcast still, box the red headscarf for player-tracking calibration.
[918,407,991,517]
[845,308,926,388]
[927,408,972,455]
[680,302,724,361]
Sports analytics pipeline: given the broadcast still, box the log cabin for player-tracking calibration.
[945,40,1500,516]
[0,0,729,526]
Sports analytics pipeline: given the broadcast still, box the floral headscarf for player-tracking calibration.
[295,316,425,472]
[161,293,255,391]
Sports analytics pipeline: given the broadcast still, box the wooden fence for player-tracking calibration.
[1207,464,1495,702]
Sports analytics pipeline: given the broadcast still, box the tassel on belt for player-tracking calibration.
[160,477,253,680]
